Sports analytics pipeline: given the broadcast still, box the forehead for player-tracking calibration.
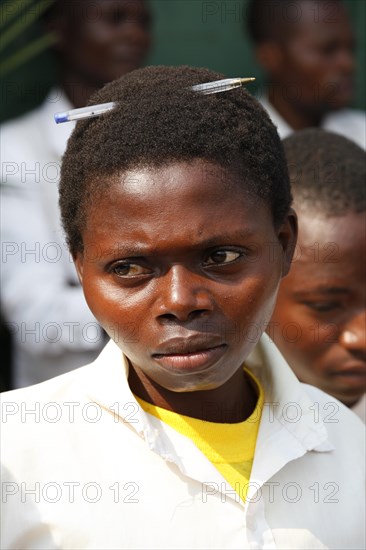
[298,211,364,247]
[292,211,365,283]
[84,160,274,248]
[102,160,261,206]
[62,0,149,19]
[118,161,245,199]
[285,0,352,38]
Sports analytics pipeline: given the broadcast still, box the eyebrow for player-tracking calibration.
[103,230,258,257]
[292,287,349,298]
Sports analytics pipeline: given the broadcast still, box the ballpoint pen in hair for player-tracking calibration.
[54,77,256,124]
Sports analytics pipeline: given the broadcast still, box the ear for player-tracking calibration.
[73,252,84,286]
[255,42,285,75]
[277,208,298,277]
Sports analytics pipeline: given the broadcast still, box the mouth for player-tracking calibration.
[327,77,354,100]
[152,342,227,373]
[112,47,146,64]
[330,365,366,388]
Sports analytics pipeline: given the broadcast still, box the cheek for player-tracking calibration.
[288,49,327,85]
[307,319,340,350]
[274,306,338,363]
[83,276,153,349]
[233,271,282,328]
[75,27,113,61]
[82,275,124,321]
[82,281,112,326]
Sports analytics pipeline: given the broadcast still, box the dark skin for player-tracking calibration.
[48,0,152,108]
[255,0,355,129]
[127,356,258,423]
[270,210,366,407]
[75,160,297,422]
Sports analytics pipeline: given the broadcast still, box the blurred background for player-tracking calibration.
[1,0,365,123]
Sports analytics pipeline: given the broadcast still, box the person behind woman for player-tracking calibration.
[245,0,365,149]
[0,0,152,388]
[270,129,366,422]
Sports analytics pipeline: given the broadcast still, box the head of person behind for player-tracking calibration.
[59,65,297,421]
[270,129,366,409]
[246,0,356,130]
[43,0,152,107]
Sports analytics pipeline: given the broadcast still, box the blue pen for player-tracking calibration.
[54,77,255,124]
[54,102,116,124]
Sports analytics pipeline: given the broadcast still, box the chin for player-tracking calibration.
[165,378,224,393]
[327,386,364,407]
[324,94,353,111]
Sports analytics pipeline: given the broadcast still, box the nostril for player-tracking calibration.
[188,309,210,320]
[347,349,366,362]
[158,309,210,325]
[158,313,179,324]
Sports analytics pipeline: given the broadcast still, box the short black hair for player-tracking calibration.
[41,0,73,24]
[59,65,291,254]
[246,0,343,44]
[283,128,366,216]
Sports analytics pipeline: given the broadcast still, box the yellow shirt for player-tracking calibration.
[135,368,264,502]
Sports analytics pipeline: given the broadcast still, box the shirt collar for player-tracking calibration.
[259,92,294,139]
[86,334,334,489]
[246,333,332,447]
[85,343,226,486]
[38,88,75,158]
[245,334,334,492]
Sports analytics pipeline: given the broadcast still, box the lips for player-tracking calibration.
[152,337,227,372]
[113,51,144,62]
[112,46,146,63]
[326,77,354,101]
[330,365,366,388]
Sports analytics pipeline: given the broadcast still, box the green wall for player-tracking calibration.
[0,0,365,122]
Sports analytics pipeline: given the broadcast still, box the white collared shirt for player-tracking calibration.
[1,334,364,549]
[259,94,366,150]
[352,393,366,423]
[0,90,103,388]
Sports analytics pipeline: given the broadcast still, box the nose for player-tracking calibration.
[336,47,355,74]
[117,12,151,49]
[339,311,366,358]
[121,20,150,45]
[156,265,214,323]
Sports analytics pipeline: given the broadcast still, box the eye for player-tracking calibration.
[102,8,151,29]
[303,301,341,313]
[102,8,126,25]
[203,250,242,266]
[112,262,152,278]
[320,41,338,56]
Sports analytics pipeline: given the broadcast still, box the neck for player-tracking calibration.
[128,366,258,423]
[268,83,323,130]
[343,395,362,409]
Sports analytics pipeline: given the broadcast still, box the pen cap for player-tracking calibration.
[55,112,68,124]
